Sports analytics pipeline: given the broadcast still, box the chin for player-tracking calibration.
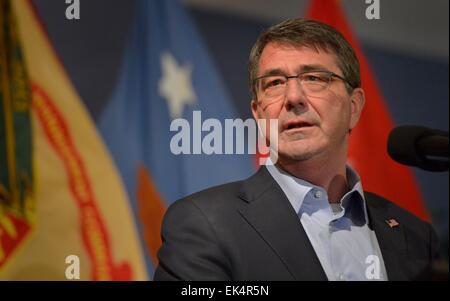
[277,137,328,163]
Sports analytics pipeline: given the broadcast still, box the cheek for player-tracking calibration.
[261,100,284,115]
[255,106,283,141]
[315,104,351,137]
[257,101,284,123]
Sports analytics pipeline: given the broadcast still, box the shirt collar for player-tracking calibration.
[265,157,368,222]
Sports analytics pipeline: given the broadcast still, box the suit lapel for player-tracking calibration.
[238,167,327,280]
[365,192,409,280]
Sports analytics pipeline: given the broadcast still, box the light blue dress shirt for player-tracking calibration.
[266,159,388,281]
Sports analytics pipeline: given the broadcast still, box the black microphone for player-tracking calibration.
[387,125,449,172]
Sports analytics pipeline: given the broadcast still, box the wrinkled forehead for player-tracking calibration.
[257,42,341,75]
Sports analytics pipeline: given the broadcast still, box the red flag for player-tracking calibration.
[306,0,429,220]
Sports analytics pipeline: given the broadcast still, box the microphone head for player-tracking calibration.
[387,125,449,172]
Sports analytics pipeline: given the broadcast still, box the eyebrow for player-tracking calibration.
[301,64,330,73]
[258,64,332,78]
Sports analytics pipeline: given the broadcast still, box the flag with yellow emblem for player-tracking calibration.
[0,0,147,280]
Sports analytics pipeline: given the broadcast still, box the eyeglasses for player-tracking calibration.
[253,70,354,101]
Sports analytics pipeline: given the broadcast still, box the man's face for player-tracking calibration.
[251,42,365,163]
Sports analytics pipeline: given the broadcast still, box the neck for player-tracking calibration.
[276,149,349,203]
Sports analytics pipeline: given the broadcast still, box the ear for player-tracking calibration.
[349,88,365,130]
[251,99,260,120]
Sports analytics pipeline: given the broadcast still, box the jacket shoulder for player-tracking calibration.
[166,180,245,218]
[364,191,432,232]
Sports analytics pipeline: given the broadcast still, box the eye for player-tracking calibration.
[262,76,286,90]
[302,73,329,83]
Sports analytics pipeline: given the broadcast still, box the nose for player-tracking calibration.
[284,77,308,110]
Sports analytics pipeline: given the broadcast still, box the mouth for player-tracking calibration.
[283,120,315,131]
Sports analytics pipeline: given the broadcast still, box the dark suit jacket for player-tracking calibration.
[154,166,440,281]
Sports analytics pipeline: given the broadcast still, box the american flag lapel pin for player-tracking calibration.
[385,218,400,228]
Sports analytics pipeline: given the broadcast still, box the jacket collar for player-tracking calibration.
[237,166,409,281]
[238,166,327,280]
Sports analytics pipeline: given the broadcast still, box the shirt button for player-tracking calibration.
[314,190,322,198]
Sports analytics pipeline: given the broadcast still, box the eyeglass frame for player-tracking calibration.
[252,70,356,101]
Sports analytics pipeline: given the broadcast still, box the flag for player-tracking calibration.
[0,0,147,280]
[0,0,34,272]
[306,0,428,220]
[385,219,400,228]
[98,0,254,275]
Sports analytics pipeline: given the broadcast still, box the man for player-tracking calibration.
[154,19,440,281]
